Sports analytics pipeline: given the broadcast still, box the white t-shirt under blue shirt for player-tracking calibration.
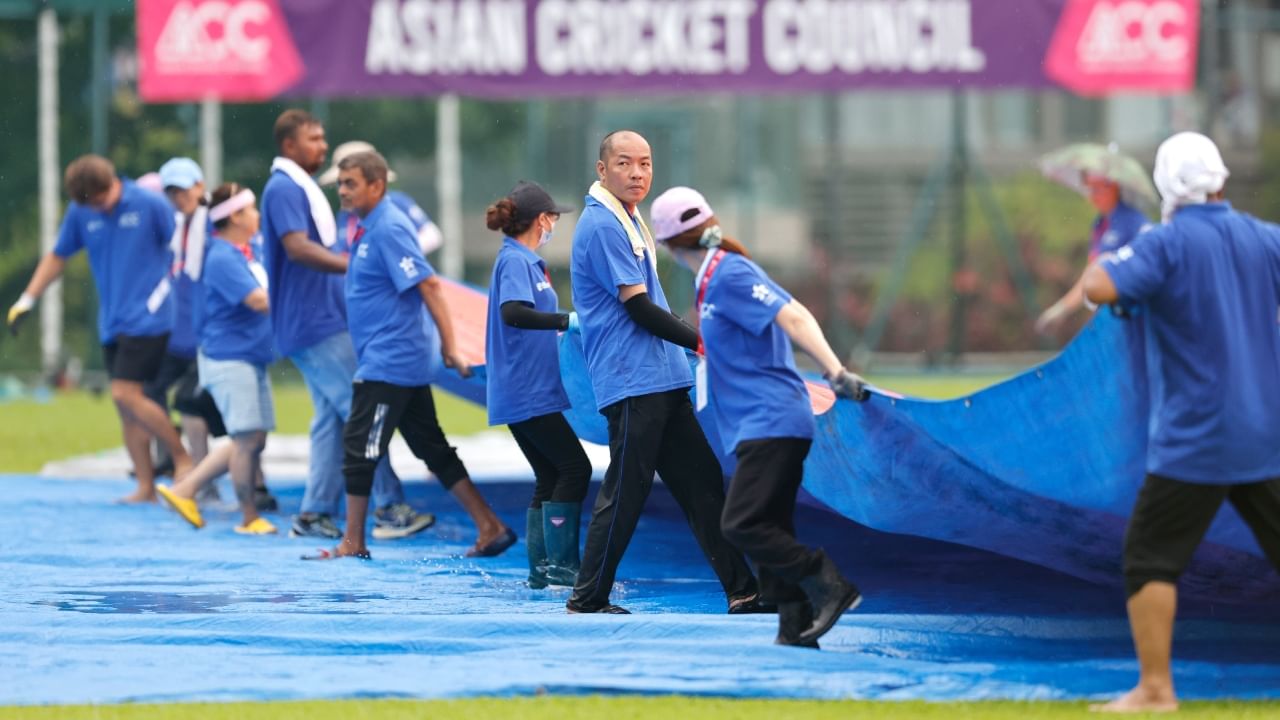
[345,197,435,387]
[485,237,572,426]
[1102,202,1280,484]
[53,179,177,344]
[697,251,815,455]
[569,195,692,410]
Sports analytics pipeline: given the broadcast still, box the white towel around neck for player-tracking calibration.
[271,156,337,247]
[170,205,208,281]
[589,181,657,270]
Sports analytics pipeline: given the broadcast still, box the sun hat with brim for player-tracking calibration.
[650,186,713,242]
[508,180,574,223]
[318,140,399,187]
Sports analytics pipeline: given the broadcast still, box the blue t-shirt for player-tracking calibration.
[199,238,274,366]
[260,170,347,357]
[1102,202,1280,484]
[569,195,692,410]
[346,197,435,387]
[53,180,176,344]
[485,237,572,426]
[1091,201,1152,261]
[697,252,815,454]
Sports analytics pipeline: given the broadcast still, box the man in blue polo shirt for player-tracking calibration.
[318,150,513,560]
[1082,132,1280,713]
[320,140,443,257]
[565,130,761,615]
[260,109,431,541]
[7,154,192,503]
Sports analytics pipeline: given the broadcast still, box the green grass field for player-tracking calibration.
[2,697,1277,719]
[0,374,1003,473]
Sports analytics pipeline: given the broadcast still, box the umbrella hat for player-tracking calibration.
[1039,143,1158,212]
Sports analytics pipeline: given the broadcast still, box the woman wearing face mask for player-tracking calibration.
[650,186,869,649]
[484,181,592,589]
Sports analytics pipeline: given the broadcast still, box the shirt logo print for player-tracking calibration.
[118,211,141,228]
[699,302,716,319]
[399,256,419,278]
[357,243,369,258]
[536,280,552,292]
[751,283,777,305]
[86,220,104,233]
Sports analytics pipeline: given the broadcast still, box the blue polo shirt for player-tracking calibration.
[53,179,176,344]
[485,237,572,426]
[200,238,274,367]
[697,251,815,454]
[345,197,435,387]
[569,195,692,410]
[260,170,347,357]
[1102,202,1280,484]
[337,190,432,246]
[1090,201,1152,261]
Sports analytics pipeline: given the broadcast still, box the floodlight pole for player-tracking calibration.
[38,6,61,378]
[947,90,969,364]
[200,97,222,188]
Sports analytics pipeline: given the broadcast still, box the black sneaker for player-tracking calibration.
[566,601,630,614]
[372,503,435,540]
[290,513,342,539]
[254,488,279,513]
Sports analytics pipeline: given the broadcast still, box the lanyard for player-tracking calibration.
[694,249,727,356]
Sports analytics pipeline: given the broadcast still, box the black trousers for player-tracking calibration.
[570,389,758,611]
[721,437,823,604]
[342,381,469,496]
[509,412,591,507]
[1124,473,1280,597]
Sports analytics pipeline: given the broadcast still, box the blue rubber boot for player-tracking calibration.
[540,501,581,587]
[526,507,549,589]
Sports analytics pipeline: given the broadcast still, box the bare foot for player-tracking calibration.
[1090,686,1179,713]
[117,490,158,504]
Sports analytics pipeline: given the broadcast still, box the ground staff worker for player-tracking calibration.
[7,155,192,502]
[651,187,868,648]
[157,182,277,536]
[317,150,514,561]
[484,181,591,589]
[566,130,763,615]
[261,110,430,541]
[1081,132,1280,713]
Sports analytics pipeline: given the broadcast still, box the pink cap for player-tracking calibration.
[650,186,713,242]
[136,172,164,194]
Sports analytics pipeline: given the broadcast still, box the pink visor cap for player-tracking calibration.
[650,186,714,242]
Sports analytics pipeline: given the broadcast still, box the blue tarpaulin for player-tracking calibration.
[0,476,1276,705]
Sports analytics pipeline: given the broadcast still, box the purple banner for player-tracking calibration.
[280,0,1067,98]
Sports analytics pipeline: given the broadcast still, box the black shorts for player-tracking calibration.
[166,362,228,437]
[342,380,469,495]
[1123,473,1280,597]
[102,334,170,383]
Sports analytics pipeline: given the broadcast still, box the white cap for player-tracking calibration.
[318,141,398,187]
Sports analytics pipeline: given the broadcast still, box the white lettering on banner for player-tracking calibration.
[1076,1,1189,70]
[763,0,986,75]
[536,0,756,77]
[366,0,527,76]
[155,0,273,73]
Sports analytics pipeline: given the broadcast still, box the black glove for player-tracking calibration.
[827,369,870,402]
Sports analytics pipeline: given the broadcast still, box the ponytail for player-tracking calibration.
[665,221,752,260]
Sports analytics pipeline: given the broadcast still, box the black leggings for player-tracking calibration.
[508,412,591,508]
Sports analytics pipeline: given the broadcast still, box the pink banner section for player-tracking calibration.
[135,0,1200,102]
[1045,0,1200,95]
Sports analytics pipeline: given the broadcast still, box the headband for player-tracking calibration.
[209,189,255,222]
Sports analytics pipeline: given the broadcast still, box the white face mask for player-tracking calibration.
[537,219,556,248]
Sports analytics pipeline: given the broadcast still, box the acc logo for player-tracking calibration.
[699,302,716,320]
[1044,0,1198,95]
[155,1,274,70]
[1077,1,1191,67]
[118,211,141,228]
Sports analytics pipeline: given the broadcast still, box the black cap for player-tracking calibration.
[510,180,574,223]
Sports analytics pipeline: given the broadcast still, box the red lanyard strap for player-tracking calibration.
[695,249,727,356]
